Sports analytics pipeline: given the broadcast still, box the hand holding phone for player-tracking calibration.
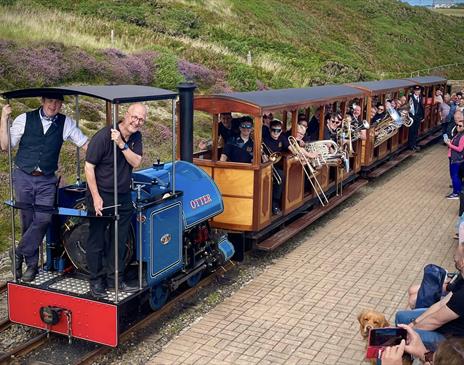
[366,327,408,359]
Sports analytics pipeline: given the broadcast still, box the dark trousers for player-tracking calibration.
[14,168,57,267]
[408,117,421,148]
[451,162,463,195]
[272,167,284,209]
[442,121,449,136]
[86,191,133,285]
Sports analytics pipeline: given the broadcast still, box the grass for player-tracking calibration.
[433,8,464,17]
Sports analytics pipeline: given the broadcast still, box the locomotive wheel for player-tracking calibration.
[149,285,170,311]
[61,201,134,274]
[186,271,203,288]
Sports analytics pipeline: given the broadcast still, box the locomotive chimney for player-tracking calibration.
[178,82,197,163]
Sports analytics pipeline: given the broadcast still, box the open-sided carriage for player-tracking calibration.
[191,85,370,253]
[4,84,234,346]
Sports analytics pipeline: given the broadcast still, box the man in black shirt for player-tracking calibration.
[396,245,464,351]
[371,103,386,125]
[263,120,289,215]
[85,103,146,298]
[220,119,254,163]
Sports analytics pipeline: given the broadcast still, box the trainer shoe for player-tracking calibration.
[446,193,460,200]
[21,266,38,283]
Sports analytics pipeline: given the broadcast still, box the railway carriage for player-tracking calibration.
[4,85,234,347]
[191,85,370,254]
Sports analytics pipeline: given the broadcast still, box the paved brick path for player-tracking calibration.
[149,144,457,365]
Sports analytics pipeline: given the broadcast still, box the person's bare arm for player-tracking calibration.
[84,162,103,216]
[0,105,12,151]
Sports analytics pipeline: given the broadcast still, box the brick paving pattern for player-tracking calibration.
[149,144,457,365]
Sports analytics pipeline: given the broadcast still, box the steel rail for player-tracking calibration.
[73,262,234,365]
[0,333,48,364]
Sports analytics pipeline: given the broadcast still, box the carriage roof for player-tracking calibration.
[2,85,177,103]
[195,84,366,115]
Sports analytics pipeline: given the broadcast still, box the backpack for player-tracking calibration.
[415,264,447,308]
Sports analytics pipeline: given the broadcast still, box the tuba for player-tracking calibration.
[261,142,282,185]
[288,136,329,206]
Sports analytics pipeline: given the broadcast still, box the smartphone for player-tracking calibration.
[366,327,407,359]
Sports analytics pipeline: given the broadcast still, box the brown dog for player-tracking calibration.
[357,309,390,339]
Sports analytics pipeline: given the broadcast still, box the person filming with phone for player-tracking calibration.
[381,325,464,365]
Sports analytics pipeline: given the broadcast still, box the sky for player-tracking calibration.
[403,0,464,6]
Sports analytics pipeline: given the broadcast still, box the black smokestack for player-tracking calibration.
[178,83,196,162]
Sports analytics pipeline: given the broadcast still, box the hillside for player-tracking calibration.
[0,0,463,249]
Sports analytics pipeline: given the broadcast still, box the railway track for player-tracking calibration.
[0,282,7,295]
[0,263,233,365]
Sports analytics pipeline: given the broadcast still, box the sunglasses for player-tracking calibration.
[458,125,464,128]
[240,124,252,129]
[271,128,282,133]
[378,108,384,111]
[331,120,341,124]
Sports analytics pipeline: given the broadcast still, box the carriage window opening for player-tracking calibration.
[219,113,254,164]
[194,111,213,160]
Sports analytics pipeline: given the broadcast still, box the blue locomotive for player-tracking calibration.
[5,84,234,346]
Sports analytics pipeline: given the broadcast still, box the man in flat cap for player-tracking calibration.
[408,85,425,151]
[0,94,89,282]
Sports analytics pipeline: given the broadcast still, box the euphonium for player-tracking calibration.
[351,120,370,142]
[305,140,349,172]
[373,107,400,147]
[400,109,414,127]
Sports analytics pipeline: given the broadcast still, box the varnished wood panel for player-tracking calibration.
[378,141,389,159]
[214,168,254,197]
[284,158,304,213]
[212,196,253,226]
[259,166,272,226]
[390,133,399,152]
[199,166,212,177]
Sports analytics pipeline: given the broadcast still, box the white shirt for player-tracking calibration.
[10,112,88,149]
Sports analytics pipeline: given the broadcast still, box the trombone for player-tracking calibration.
[288,136,328,206]
[261,142,282,185]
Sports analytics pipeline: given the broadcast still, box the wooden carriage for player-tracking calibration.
[191,85,369,249]
[348,79,416,168]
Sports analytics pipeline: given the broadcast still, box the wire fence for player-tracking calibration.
[394,62,464,77]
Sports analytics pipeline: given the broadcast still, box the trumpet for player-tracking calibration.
[288,136,328,206]
[261,142,282,185]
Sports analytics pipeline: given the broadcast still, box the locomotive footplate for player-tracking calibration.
[8,273,149,347]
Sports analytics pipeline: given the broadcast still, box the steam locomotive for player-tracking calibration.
[5,84,234,347]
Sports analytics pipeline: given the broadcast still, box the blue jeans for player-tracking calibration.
[395,309,446,351]
[450,162,463,194]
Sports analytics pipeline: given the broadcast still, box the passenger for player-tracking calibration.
[285,114,310,142]
[408,85,425,151]
[350,104,367,141]
[220,118,253,163]
[84,103,147,298]
[218,112,235,142]
[440,93,451,137]
[262,113,272,140]
[323,112,342,142]
[371,103,385,125]
[381,326,464,365]
[395,244,464,351]
[308,107,321,142]
[291,124,319,160]
[0,96,89,282]
[263,119,289,215]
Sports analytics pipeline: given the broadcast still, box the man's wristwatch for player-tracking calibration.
[121,143,129,151]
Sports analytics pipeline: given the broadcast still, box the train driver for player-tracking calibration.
[219,117,254,163]
[0,96,89,283]
[84,103,147,298]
